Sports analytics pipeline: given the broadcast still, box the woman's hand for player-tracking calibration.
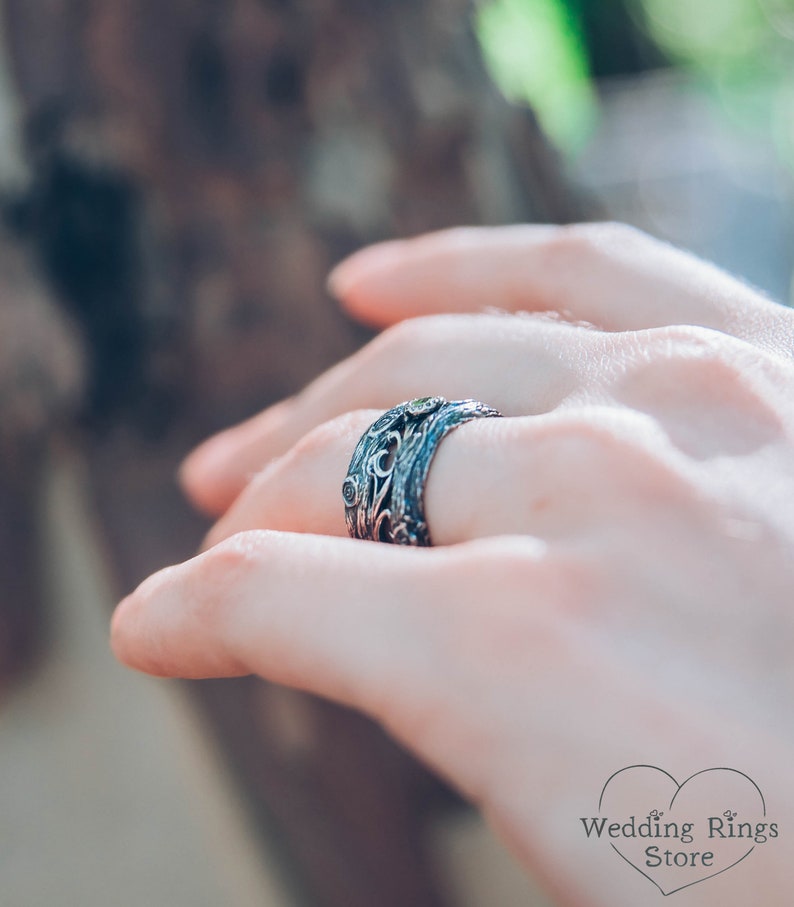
[111,223,794,906]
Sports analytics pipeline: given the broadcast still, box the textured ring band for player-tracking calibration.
[342,396,502,546]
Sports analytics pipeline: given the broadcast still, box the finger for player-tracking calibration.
[110,529,548,716]
[424,405,708,545]
[110,529,572,814]
[109,530,794,907]
[201,409,376,549]
[202,404,705,551]
[180,313,599,516]
[328,223,792,343]
[179,398,299,517]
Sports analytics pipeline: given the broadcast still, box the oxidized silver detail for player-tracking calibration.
[343,397,502,546]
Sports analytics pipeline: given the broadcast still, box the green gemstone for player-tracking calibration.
[405,396,444,417]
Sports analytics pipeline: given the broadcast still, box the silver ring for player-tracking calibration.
[343,397,502,546]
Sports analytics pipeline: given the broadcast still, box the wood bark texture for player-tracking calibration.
[0,2,588,904]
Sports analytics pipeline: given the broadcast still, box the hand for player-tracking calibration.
[111,224,794,906]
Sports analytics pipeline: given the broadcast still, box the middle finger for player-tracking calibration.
[183,313,605,516]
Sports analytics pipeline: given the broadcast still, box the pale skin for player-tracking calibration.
[111,223,794,906]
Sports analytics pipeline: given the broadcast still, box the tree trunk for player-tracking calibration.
[1,2,588,904]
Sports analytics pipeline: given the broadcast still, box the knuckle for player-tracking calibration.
[625,323,755,385]
[537,408,661,462]
[285,426,330,464]
[360,315,460,385]
[544,221,648,263]
[368,315,439,359]
[640,322,735,356]
[192,532,268,623]
[199,532,265,587]
[612,325,788,450]
[359,312,507,391]
[517,408,697,502]
[288,411,370,462]
[371,311,474,356]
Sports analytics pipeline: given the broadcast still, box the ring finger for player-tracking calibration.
[203,404,705,551]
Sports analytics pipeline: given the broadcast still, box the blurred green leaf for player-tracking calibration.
[475,0,597,153]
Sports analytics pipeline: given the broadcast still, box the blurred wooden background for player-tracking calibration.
[2,2,790,905]
[0,3,583,906]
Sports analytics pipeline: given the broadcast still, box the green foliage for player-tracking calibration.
[639,0,767,64]
[634,0,794,166]
[476,0,794,168]
[475,0,597,153]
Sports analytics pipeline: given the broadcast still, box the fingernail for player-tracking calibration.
[327,241,406,298]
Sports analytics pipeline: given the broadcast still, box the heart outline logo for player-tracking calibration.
[597,765,767,896]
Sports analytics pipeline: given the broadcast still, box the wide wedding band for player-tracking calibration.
[342,396,502,546]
